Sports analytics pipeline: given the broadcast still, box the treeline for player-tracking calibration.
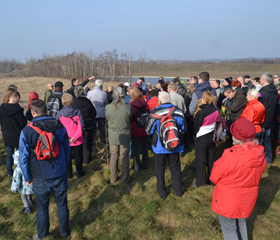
[1,50,280,80]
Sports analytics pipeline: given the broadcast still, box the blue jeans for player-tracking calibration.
[259,127,272,164]
[218,215,248,240]
[33,173,70,239]
[7,147,18,175]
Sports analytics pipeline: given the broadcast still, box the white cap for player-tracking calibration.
[124,82,131,87]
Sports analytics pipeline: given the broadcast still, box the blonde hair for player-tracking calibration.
[168,83,177,91]
[131,88,143,102]
[62,93,73,106]
[248,89,259,99]
[194,91,216,117]
[187,84,196,93]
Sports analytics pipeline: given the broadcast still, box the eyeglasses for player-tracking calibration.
[273,77,279,79]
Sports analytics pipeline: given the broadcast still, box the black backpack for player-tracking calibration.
[47,96,61,118]
[134,106,149,127]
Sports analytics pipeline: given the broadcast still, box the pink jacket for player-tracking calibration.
[56,105,84,146]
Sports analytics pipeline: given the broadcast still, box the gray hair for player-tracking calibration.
[261,72,273,84]
[233,136,259,146]
[274,74,280,78]
[74,85,85,98]
[112,87,125,108]
[95,79,103,87]
[158,91,170,104]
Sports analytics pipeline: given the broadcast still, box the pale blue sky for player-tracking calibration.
[0,0,279,62]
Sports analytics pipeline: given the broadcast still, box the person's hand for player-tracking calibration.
[88,76,95,81]
[222,98,226,104]
[69,138,76,144]
[27,179,33,186]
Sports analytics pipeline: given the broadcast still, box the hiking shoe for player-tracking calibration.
[23,208,31,215]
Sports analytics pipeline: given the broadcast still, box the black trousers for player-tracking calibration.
[67,144,83,178]
[154,153,184,199]
[83,128,93,164]
[196,137,216,187]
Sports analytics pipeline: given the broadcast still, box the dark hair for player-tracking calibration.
[192,76,198,82]
[177,82,185,91]
[11,91,20,99]
[244,75,250,79]
[215,80,220,85]
[198,72,210,82]
[150,89,159,97]
[30,99,47,115]
[118,83,127,95]
[71,78,78,86]
[254,77,260,83]
[139,77,145,82]
[172,77,180,83]
[161,84,168,92]
[8,85,17,91]
[55,86,63,91]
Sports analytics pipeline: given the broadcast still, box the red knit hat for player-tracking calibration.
[132,82,140,88]
[230,118,256,141]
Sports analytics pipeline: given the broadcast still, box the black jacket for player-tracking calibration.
[0,103,27,147]
[72,97,96,129]
[66,79,89,98]
[226,88,247,122]
[259,83,278,128]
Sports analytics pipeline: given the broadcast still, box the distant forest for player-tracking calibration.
[1,50,280,80]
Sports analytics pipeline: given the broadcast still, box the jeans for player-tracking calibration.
[219,215,248,240]
[7,147,18,175]
[93,118,106,145]
[33,173,70,239]
[259,127,272,164]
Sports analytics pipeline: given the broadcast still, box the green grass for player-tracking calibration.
[0,138,280,240]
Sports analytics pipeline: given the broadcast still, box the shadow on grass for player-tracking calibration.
[247,166,280,240]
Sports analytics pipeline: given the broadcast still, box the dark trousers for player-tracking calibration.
[196,137,216,187]
[83,128,93,164]
[33,173,70,239]
[67,145,83,178]
[131,136,149,170]
[184,116,194,149]
[93,118,106,145]
[154,153,184,199]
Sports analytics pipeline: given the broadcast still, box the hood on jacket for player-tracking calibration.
[32,115,64,133]
[13,150,20,166]
[57,105,81,118]
[130,98,147,108]
[232,141,266,168]
[0,103,23,117]
[28,92,39,109]
[260,83,278,95]
[233,87,245,99]
[196,81,213,92]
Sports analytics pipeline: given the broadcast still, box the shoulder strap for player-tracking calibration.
[28,122,43,134]
[166,107,176,116]
[70,117,78,125]
[151,107,176,120]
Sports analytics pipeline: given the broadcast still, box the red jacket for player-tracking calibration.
[210,141,266,219]
[240,99,265,133]
[147,96,159,112]
[130,98,149,138]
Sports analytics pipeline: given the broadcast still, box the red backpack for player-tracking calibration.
[151,107,180,151]
[28,122,59,169]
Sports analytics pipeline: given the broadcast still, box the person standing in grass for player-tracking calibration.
[44,83,54,104]
[105,87,133,184]
[0,91,27,177]
[210,118,266,240]
[19,100,71,240]
[145,91,185,199]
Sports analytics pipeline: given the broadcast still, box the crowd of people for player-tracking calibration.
[0,72,279,239]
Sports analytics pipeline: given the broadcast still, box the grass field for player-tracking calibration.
[0,77,280,240]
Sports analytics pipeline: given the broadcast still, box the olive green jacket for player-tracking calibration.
[105,102,133,145]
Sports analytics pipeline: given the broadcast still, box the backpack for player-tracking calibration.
[134,106,149,127]
[28,122,59,169]
[151,107,180,151]
[213,108,228,145]
[47,96,61,118]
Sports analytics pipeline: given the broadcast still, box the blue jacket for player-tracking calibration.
[19,115,71,182]
[145,103,186,154]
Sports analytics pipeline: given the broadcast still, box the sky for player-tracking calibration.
[1,0,279,62]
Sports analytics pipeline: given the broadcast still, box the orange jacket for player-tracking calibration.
[240,99,265,133]
[210,141,266,219]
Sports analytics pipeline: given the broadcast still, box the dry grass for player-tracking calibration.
[0,77,280,239]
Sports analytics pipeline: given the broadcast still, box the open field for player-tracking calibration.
[0,77,280,239]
